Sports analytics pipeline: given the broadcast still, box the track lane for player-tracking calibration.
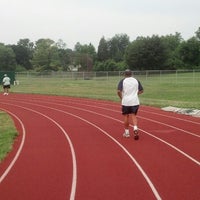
[43,97,200,200]
[38,97,200,200]
[1,94,200,199]
[3,96,161,199]
[3,94,200,165]
[0,102,75,200]
[50,97,200,160]
[21,94,199,200]
[0,109,25,184]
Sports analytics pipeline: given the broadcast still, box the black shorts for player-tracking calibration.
[3,85,10,89]
[122,105,139,115]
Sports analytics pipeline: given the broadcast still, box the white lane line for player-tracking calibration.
[10,97,200,166]
[7,97,200,165]
[16,102,162,200]
[139,116,200,138]
[38,98,200,138]
[0,103,77,200]
[80,103,200,138]
[140,109,200,125]
[66,112,162,200]
[0,109,26,184]
[77,106,200,166]
[33,97,200,125]
[39,102,200,166]
[4,97,200,198]
[141,129,200,166]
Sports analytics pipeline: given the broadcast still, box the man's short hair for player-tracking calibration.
[124,69,132,76]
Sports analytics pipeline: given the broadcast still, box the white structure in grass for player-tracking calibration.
[162,106,200,117]
[68,64,81,72]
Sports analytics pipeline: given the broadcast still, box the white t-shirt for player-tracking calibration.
[3,76,11,86]
[118,77,143,106]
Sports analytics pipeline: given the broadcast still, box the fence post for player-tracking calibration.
[193,69,195,84]
[146,71,148,80]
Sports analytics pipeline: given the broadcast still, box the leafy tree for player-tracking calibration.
[125,37,146,70]
[178,37,200,68]
[74,42,96,57]
[32,39,60,71]
[70,52,93,71]
[55,39,72,71]
[125,35,167,70]
[0,43,16,71]
[56,39,67,49]
[93,61,104,71]
[94,59,127,71]
[11,38,34,70]
[161,32,183,69]
[108,34,130,62]
[97,34,130,64]
[195,27,200,41]
[93,60,115,71]
[57,48,72,71]
[2,26,200,72]
[74,42,96,71]
[104,59,117,71]
[97,37,109,61]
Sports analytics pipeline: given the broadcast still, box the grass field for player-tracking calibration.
[0,112,18,162]
[12,71,200,109]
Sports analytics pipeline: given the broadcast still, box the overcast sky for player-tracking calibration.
[0,0,199,49]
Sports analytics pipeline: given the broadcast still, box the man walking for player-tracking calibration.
[117,69,143,140]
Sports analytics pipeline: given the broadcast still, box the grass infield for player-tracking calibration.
[13,72,200,109]
[0,112,18,162]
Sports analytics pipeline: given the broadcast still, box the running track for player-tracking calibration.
[0,94,199,200]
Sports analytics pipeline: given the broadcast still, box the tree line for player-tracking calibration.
[0,27,200,72]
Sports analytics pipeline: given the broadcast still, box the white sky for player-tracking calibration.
[0,0,199,49]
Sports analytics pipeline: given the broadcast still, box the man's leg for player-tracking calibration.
[124,114,129,129]
[123,114,130,137]
[130,113,138,130]
[130,113,139,140]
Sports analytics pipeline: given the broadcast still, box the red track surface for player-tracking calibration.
[0,94,199,200]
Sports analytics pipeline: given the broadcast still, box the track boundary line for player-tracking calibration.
[69,102,200,138]
[0,108,26,184]
[141,129,200,166]
[0,103,77,200]
[36,101,200,166]
[140,109,200,125]
[6,97,200,165]
[1,95,200,199]
[139,116,200,138]
[36,97,200,125]
[2,100,163,200]
[34,97,199,137]
[27,102,163,200]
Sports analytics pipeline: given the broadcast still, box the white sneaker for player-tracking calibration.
[123,132,130,138]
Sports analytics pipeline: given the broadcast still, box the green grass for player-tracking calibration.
[13,72,200,109]
[139,74,200,108]
[0,112,18,162]
[142,74,199,109]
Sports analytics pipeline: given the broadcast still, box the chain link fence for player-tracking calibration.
[15,69,200,84]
